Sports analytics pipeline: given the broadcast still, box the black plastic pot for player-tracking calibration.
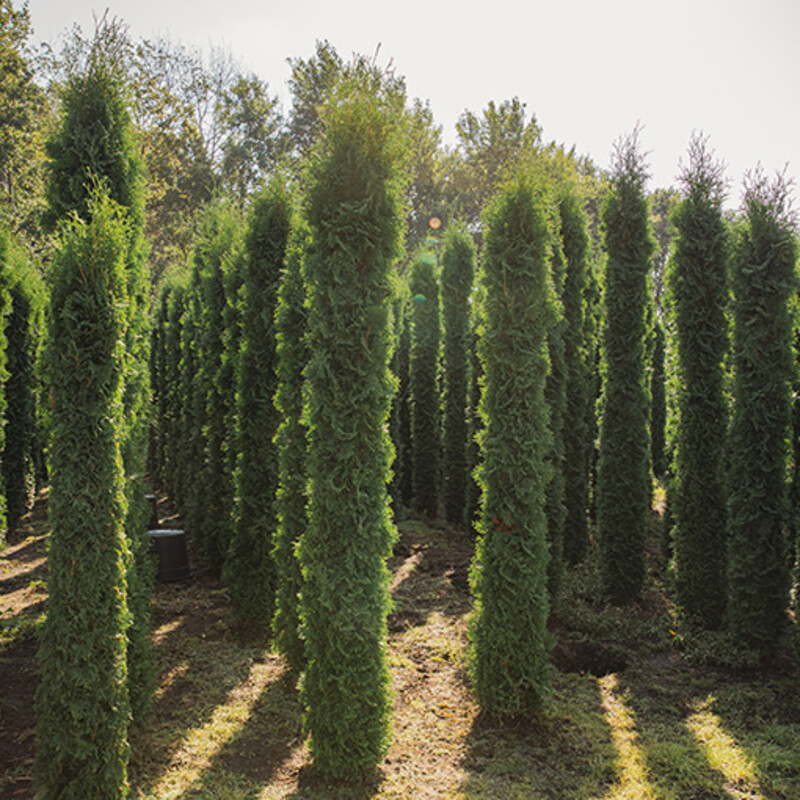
[147,529,190,582]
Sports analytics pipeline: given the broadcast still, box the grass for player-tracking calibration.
[1,494,799,799]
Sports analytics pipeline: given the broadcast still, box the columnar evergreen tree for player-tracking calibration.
[388,281,410,513]
[163,282,186,503]
[545,234,567,600]
[40,24,155,721]
[727,169,797,652]
[668,138,729,630]
[597,131,655,603]
[559,188,591,565]
[440,224,476,525]
[35,188,130,800]
[189,203,243,569]
[650,320,667,480]
[469,169,555,715]
[465,295,484,534]
[410,251,441,517]
[0,230,17,539]
[4,254,44,531]
[272,217,310,673]
[299,79,407,777]
[180,270,204,526]
[225,178,291,627]
[149,286,170,484]
[584,256,603,524]
[396,295,414,507]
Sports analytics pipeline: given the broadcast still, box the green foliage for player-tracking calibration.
[410,251,441,517]
[298,79,407,777]
[650,321,667,479]
[440,225,476,525]
[448,98,541,230]
[3,244,44,531]
[0,230,16,539]
[396,293,414,508]
[41,22,144,235]
[35,187,131,800]
[597,130,655,603]
[0,0,50,251]
[149,286,170,482]
[469,169,555,715]
[162,282,186,504]
[388,281,409,513]
[179,269,205,531]
[465,294,484,535]
[187,202,244,569]
[545,232,567,602]
[727,169,797,652]
[559,188,592,565]
[272,217,310,673]
[667,137,729,630]
[225,177,291,628]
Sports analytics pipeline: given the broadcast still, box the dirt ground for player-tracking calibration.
[2,491,799,800]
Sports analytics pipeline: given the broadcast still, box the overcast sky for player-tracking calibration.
[29,0,800,206]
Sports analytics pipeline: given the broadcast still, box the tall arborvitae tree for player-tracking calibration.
[559,188,591,565]
[650,320,667,480]
[469,169,555,715]
[396,295,414,507]
[465,292,484,535]
[440,225,476,525]
[388,280,409,513]
[149,286,170,484]
[668,137,729,630]
[272,217,310,674]
[180,269,204,525]
[410,251,441,517]
[225,178,291,628]
[4,256,44,531]
[728,169,797,652]
[298,79,407,777]
[545,234,567,601]
[189,202,244,570]
[163,282,186,503]
[39,24,154,721]
[0,228,21,536]
[584,256,603,524]
[597,131,655,603]
[35,188,130,800]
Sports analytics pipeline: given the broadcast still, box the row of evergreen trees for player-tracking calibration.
[25,28,800,796]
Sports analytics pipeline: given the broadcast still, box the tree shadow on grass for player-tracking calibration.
[0,560,48,596]
[607,653,800,800]
[167,669,302,800]
[456,670,617,800]
[1,535,47,564]
[281,764,384,800]
[129,572,275,795]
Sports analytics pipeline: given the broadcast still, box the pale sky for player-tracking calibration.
[28,0,800,207]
